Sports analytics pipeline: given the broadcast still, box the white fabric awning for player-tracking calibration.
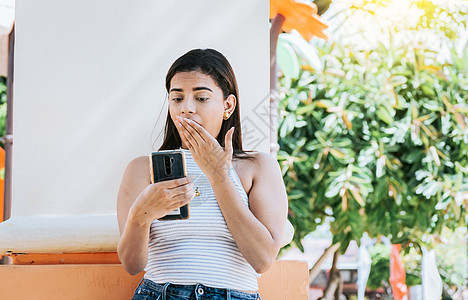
[0,0,15,77]
[0,215,120,254]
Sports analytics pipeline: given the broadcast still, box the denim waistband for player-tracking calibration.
[139,278,260,300]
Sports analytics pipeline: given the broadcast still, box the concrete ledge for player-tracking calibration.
[0,260,309,299]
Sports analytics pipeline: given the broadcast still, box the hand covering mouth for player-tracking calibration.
[186,118,202,127]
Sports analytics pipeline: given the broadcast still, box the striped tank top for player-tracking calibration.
[144,148,259,291]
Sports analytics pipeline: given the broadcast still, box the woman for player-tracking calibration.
[117,49,288,300]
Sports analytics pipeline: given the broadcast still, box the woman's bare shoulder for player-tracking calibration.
[249,152,281,178]
[236,151,276,165]
[123,156,151,186]
[117,156,151,208]
[234,151,280,183]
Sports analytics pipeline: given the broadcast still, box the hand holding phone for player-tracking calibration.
[149,150,190,220]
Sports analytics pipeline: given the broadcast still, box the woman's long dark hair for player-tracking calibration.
[159,49,253,159]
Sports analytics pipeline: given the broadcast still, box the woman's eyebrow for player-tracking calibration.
[193,87,213,92]
[169,87,213,92]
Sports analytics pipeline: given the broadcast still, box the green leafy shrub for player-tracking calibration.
[277,39,468,253]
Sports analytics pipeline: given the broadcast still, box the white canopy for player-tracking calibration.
[0,0,270,254]
[0,0,14,77]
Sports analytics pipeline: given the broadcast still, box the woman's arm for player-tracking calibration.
[208,153,288,274]
[116,156,194,275]
[116,157,151,275]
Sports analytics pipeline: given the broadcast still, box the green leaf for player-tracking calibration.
[376,105,393,125]
[277,39,300,79]
[389,75,408,86]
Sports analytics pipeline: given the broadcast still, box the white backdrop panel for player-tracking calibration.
[12,0,269,216]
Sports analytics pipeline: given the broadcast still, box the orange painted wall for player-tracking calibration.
[0,260,309,300]
[258,260,309,299]
[0,146,4,222]
[0,264,140,300]
[10,252,121,265]
[0,146,4,262]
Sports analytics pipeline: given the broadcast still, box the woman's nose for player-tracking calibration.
[181,97,196,115]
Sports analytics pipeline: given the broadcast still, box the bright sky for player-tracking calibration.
[320,0,468,55]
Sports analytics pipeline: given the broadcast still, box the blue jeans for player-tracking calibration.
[132,278,262,300]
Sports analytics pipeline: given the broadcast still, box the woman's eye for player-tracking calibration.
[172,97,183,102]
[197,97,208,101]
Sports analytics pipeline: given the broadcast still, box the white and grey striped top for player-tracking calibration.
[144,148,259,291]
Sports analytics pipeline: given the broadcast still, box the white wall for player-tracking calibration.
[0,0,15,76]
[11,0,269,217]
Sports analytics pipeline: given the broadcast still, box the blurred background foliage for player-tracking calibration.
[278,33,468,252]
[366,228,467,296]
[277,0,467,295]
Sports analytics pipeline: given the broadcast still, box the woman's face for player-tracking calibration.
[168,71,235,149]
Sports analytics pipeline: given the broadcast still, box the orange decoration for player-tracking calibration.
[270,0,328,40]
[389,244,408,300]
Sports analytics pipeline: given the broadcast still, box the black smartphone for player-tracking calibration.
[149,150,190,220]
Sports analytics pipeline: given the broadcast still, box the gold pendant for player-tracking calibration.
[194,186,200,197]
